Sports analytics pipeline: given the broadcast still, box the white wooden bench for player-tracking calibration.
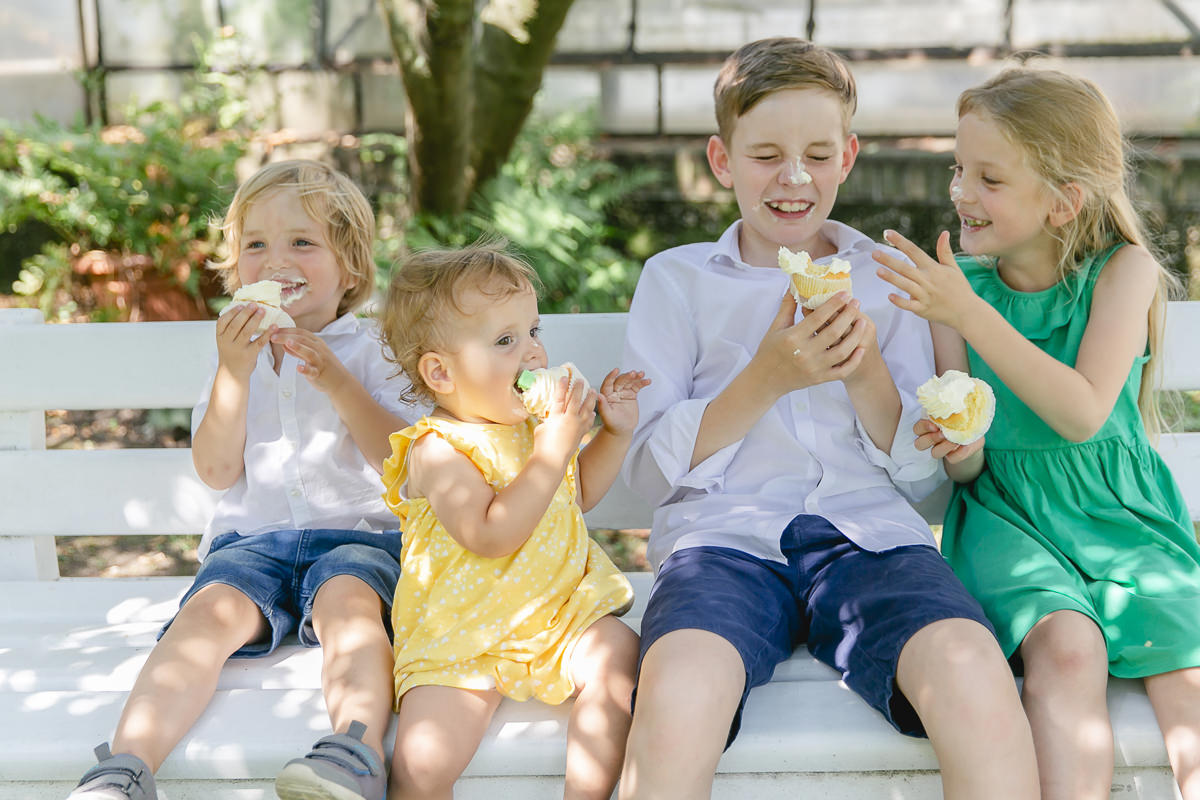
[2,303,1199,800]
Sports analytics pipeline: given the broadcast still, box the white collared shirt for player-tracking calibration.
[621,220,943,570]
[192,313,423,559]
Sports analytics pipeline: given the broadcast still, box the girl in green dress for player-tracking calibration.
[875,68,1200,800]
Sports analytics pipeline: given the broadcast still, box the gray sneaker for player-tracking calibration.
[67,743,157,800]
[274,720,385,800]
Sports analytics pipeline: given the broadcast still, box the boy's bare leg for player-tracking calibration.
[618,629,745,800]
[110,583,268,770]
[389,685,503,800]
[310,574,394,761]
[897,617,1040,800]
[1145,665,1200,800]
[565,615,639,800]
[1019,610,1112,800]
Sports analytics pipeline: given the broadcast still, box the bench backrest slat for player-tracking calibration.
[2,303,1197,544]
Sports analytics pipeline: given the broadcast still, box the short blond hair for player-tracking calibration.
[378,242,541,405]
[714,37,857,142]
[210,159,377,316]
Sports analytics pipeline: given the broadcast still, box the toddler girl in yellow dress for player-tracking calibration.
[377,242,649,799]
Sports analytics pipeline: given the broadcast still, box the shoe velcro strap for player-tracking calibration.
[307,735,382,777]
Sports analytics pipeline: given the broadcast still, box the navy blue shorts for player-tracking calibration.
[160,528,404,657]
[636,514,996,746]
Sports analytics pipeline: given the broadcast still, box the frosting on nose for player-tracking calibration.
[782,156,812,186]
[950,185,964,201]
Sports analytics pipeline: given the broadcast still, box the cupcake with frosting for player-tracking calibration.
[917,370,995,445]
[218,279,295,333]
[777,246,853,309]
[515,362,590,418]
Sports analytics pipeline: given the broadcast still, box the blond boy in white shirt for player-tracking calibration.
[617,38,1041,800]
[69,161,419,800]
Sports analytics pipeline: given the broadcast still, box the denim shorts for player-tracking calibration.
[635,514,996,746]
[160,528,404,657]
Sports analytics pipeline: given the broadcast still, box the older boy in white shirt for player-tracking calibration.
[618,38,1040,800]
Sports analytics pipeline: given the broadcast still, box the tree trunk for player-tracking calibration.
[472,0,576,189]
[379,0,576,216]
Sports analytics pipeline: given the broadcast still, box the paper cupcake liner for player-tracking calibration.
[789,273,853,309]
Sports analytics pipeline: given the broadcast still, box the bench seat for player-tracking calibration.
[0,574,1181,800]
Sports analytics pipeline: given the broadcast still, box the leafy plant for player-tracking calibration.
[374,111,661,313]
[0,31,258,319]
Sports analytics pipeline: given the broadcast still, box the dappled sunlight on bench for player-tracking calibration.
[3,309,1196,797]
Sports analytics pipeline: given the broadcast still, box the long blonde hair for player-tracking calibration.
[958,67,1182,436]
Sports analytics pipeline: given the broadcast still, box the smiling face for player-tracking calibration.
[707,87,858,268]
[424,282,548,425]
[950,110,1062,273]
[236,187,349,332]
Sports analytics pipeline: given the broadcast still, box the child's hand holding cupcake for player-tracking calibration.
[915,370,995,461]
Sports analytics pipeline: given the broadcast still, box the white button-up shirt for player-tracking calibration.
[621,220,942,570]
[192,314,422,559]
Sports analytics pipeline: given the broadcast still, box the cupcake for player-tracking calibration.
[777,246,853,309]
[917,370,995,445]
[515,362,591,418]
[219,279,295,333]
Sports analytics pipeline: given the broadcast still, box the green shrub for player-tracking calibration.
[0,100,243,317]
[368,112,662,314]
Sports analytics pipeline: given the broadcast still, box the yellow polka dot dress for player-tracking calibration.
[382,416,634,707]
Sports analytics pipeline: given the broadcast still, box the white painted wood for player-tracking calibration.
[1163,301,1200,391]
[1,449,218,536]
[0,319,215,411]
[0,309,57,580]
[1,305,1196,798]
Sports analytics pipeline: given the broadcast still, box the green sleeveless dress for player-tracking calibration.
[941,245,1200,677]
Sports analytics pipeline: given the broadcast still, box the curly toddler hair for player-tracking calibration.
[379,242,541,405]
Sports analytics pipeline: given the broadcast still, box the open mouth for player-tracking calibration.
[960,215,990,231]
[766,199,814,216]
[276,279,309,306]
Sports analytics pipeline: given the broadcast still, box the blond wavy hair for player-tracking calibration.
[210,159,377,316]
[958,67,1182,436]
[378,241,541,405]
[713,37,857,142]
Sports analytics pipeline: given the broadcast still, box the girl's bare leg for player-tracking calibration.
[565,615,639,800]
[1145,666,1200,800]
[1019,610,1112,800]
[389,684,503,800]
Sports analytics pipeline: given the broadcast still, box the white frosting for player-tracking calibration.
[917,370,976,418]
[783,156,813,186]
[520,362,590,418]
[219,279,295,332]
[777,247,851,278]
